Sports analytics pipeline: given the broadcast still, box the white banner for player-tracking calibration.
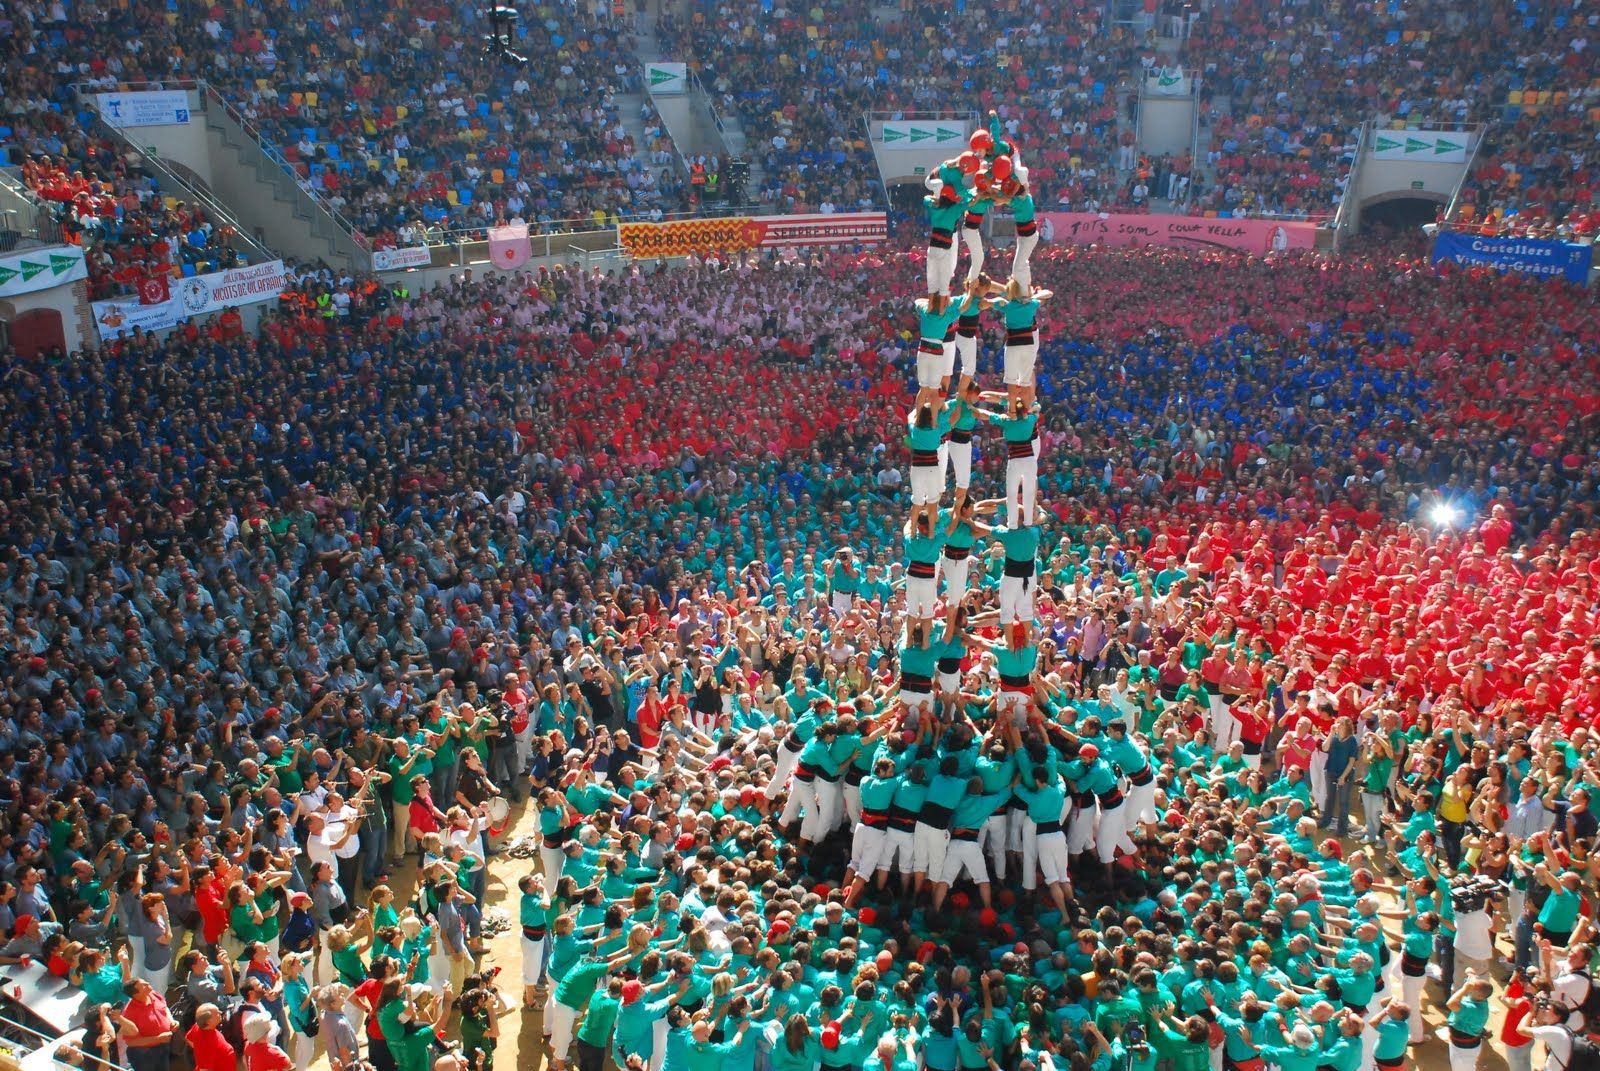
[875,120,966,147]
[372,246,432,271]
[0,245,87,298]
[94,90,193,128]
[646,62,687,95]
[1371,129,1470,163]
[92,260,287,340]
[91,297,181,340]
[175,260,287,317]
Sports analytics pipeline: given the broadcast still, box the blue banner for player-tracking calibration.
[1431,231,1593,284]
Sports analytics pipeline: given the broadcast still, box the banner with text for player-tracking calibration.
[1370,129,1470,163]
[1040,213,1319,254]
[92,260,288,340]
[1431,231,1593,283]
[372,246,433,271]
[94,90,193,128]
[875,120,967,147]
[0,245,87,298]
[646,62,688,95]
[617,213,887,259]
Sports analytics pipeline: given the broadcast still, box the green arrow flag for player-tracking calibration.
[18,260,45,282]
[0,267,16,289]
[883,128,906,142]
[49,252,77,275]
[649,68,674,86]
[1376,136,1401,152]
[909,127,932,142]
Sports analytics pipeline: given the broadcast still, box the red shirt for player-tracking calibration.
[186,1025,236,1071]
[244,1040,293,1071]
[351,978,389,1039]
[122,994,173,1041]
[197,882,229,944]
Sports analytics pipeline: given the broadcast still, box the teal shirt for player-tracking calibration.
[993,294,1040,331]
[1448,995,1489,1038]
[995,524,1040,565]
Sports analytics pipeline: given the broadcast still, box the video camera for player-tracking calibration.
[1450,873,1508,914]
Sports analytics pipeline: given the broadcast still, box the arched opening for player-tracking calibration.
[5,307,65,359]
[1359,194,1446,242]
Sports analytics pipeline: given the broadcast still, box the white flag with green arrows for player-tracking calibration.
[0,245,87,299]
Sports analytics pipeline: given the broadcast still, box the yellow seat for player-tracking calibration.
[396,105,409,120]
[366,157,380,170]
[1508,90,1524,105]
[1537,90,1553,105]
[256,78,271,91]
[396,156,408,170]
[446,189,459,206]
[305,91,319,107]
[806,24,818,39]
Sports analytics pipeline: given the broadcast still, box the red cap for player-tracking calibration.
[1078,743,1100,761]
[675,834,696,851]
[957,151,981,175]
[979,908,998,928]
[13,916,33,934]
[858,907,877,926]
[970,128,995,154]
[991,155,1013,182]
[769,920,791,938]
[821,1023,841,1050]
[622,980,643,1005]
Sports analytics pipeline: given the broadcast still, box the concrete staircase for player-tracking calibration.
[196,87,371,271]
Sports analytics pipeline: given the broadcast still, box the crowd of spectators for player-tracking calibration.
[7,122,245,299]
[0,0,664,272]
[659,0,1146,213]
[1184,0,1600,230]
[0,237,1592,1070]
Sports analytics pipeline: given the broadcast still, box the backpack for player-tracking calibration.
[1575,971,1600,1030]
[1566,1029,1600,1071]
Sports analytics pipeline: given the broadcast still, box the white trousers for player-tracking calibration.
[941,554,972,610]
[801,778,840,840]
[954,329,978,381]
[1127,777,1158,825]
[1006,452,1038,528]
[927,243,956,295]
[539,845,566,885]
[913,821,948,876]
[999,572,1036,625]
[962,223,985,282]
[766,743,801,800]
[939,438,973,491]
[906,575,937,618]
[852,824,891,876]
[1012,233,1038,292]
[885,828,914,874]
[779,775,811,826]
[1097,801,1133,865]
[521,934,548,986]
[1067,801,1098,855]
[1034,829,1071,886]
[938,837,988,885]
[916,341,943,387]
[910,463,941,505]
[548,1000,579,1062]
[1003,340,1037,386]
[979,813,1008,881]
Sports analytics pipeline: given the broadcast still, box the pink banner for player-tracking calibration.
[1039,213,1319,254]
